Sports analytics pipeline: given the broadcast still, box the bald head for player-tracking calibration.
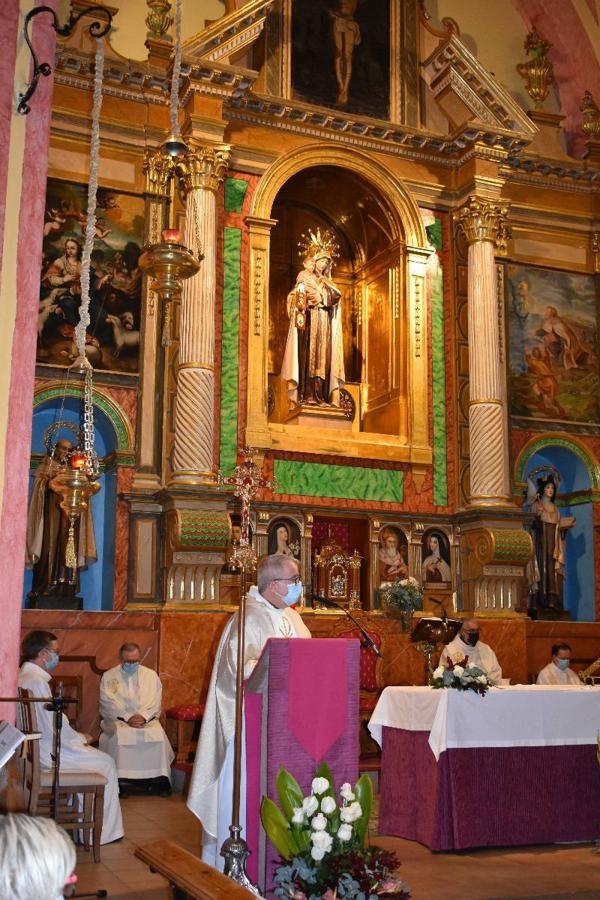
[459,619,480,647]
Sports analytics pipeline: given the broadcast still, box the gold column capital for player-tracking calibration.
[145,0,173,39]
[143,147,176,197]
[455,196,511,251]
[176,144,231,195]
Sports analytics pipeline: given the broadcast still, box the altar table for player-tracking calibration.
[368,685,600,851]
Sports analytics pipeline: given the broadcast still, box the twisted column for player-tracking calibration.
[456,197,512,506]
[170,143,230,485]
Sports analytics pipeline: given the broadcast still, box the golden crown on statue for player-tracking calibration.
[298,227,340,261]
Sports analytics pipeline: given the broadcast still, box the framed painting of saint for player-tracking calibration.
[421,530,452,585]
[267,517,301,561]
[37,179,145,374]
[506,264,599,424]
[291,0,390,120]
[377,524,408,585]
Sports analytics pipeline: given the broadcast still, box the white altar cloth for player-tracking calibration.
[368,684,600,760]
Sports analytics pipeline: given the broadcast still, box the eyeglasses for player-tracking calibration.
[273,576,301,585]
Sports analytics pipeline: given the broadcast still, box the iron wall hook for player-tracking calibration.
[17,4,113,115]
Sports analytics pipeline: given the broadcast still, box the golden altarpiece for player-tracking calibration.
[35,0,600,628]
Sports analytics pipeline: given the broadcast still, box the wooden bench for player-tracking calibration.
[135,839,257,899]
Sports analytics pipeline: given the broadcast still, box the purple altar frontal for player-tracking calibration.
[245,638,359,894]
[379,727,600,851]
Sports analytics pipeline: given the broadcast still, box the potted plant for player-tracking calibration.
[261,762,410,898]
[382,577,423,631]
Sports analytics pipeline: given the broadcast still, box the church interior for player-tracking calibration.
[1,0,600,897]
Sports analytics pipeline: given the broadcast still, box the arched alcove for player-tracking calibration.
[24,397,122,611]
[519,439,597,621]
[245,143,432,465]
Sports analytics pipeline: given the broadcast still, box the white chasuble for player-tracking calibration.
[187,586,311,869]
[441,635,503,685]
[99,665,174,779]
[536,662,581,685]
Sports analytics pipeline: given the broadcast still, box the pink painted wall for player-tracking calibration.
[0,0,58,719]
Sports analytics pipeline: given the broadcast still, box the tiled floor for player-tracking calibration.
[75,794,600,899]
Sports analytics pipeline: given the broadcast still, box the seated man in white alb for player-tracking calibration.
[440,618,502,685]
[99,642,174,797]
[18,630,124,845]
[537,642,581,685]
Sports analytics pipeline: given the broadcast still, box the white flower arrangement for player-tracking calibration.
[430,653,494,696]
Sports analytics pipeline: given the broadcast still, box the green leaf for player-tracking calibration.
[353,774,373,846]
[260,797,299,860]
[276,768,305,822]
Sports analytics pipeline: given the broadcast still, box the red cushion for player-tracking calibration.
[165,704,205,721]
[359,696,378,714]
[336,629,382,692]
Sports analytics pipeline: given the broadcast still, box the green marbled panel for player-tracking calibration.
[219,227,242,475]
[274,459,404,503]
[431,255,447,506]
[224,177,248,213]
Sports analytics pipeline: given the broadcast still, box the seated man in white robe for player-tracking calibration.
[440,618,502,685]
[18,630,124,845]
[187,553,311,870]
[537,642,581,685]
[99,642,174,797]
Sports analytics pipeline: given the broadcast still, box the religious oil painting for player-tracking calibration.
[37,178,145,374]
[421,530,452,585]
[267,517,301,560]
[291,0,390,120]
[377,525,408,586]
[507,264,599,424]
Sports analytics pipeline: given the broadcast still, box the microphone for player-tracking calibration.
[311,594,383,658]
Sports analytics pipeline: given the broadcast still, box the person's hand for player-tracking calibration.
[127,714,146,728]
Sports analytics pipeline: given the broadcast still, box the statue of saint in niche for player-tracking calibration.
[26,426,97,603]
[526,468,575,612]
[330,0,361,105]
[280,228,345,407]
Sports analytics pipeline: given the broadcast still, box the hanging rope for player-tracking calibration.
[169,0,183,137]
[75,37,105,359]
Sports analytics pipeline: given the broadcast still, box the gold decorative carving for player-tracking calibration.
[146,0,172,39]
[580,90,600,138]
[413,274,422,357]
[516,29,554,109]
[496,265,505,365]
[176,144,231,195]
[592,232,600,274]
[455,196,510,248]
[144,148,175,197]
[253,251,263,336]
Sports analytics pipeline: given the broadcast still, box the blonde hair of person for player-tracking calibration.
[0,813,76,900]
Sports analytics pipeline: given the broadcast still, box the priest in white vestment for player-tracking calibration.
[440,619,502,685]
[537,641,581,685]
[18,630,124,845]
[187,554,311,869]
[99,642,174,794]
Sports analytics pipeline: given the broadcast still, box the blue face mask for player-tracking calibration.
[555,658,570,671]
[45,651,59,671]
[121,661,140,676]
[283,581,303,606]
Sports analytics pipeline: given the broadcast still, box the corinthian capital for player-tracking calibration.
[144,147,176,197]
[175,144,231,195]
[455,196,511,250]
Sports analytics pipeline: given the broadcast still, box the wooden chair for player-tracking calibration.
[18,689,106,863]
[165,703,205,765]
[331,623,384,773]
[136,839,257,898]
[50,674,83,731]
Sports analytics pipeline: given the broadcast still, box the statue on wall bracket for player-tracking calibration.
[280,228,347,425]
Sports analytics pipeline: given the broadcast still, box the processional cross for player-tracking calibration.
[217,448,275,895]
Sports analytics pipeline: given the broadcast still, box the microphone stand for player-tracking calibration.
[311,594,382,658]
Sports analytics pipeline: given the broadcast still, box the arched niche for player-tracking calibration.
[24,389,131,611]
[516,436,600,621]
[245,143,432,466]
